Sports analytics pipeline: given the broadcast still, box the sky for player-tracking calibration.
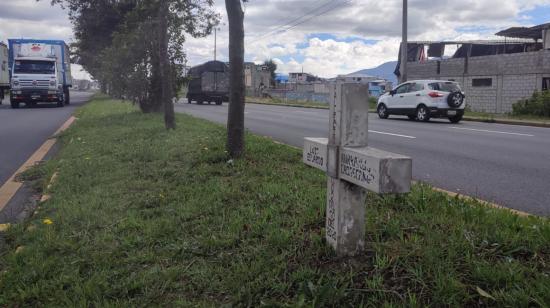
[1,0,549,79]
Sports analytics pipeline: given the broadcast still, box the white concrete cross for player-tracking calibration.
[303,83,412,256]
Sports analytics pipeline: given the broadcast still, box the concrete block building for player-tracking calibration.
[400,23,550,113]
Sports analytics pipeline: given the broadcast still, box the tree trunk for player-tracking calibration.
[225,0,245,158]
[158,0,176,130]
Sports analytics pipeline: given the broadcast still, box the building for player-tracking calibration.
[399,22,550,113]
[245,62,272,96]
[336,73,393,97]
[288,72,322,83]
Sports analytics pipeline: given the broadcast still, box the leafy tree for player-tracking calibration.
[45,0,219,129]
[263,59,277,86]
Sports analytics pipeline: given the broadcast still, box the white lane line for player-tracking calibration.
[369,130,416,139]
[450,126,534,137]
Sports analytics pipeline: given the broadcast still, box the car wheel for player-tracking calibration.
[377,104,389,119]
[10,101,20,109]
[215,99,222,105]
[407,115,416,120]
[449,114,463,123]
[187,97,192,104]
[416,105,430,122]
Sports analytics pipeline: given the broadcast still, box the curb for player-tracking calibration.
[462,117,550,128]
[0,116,76,213]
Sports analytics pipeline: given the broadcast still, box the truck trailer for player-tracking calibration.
[0,42,9,102]
[186,60,229,105]
[8,39,72,108]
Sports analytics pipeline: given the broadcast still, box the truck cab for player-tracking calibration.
[10,57,63,108]
[8,39,72,108]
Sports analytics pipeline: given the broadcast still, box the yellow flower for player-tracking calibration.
[43,219,53,225]
[0,223,11,232]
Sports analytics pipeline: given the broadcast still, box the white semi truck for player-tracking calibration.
[8,39,72,108]
[0,42,9,102]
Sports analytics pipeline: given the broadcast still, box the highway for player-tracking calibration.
[176,102,550,216]
[0,91,94,186]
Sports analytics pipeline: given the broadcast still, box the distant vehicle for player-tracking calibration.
[0,42,9,102]
[186,60,229,105]
[377,80,466,123]
[8,39,73,108]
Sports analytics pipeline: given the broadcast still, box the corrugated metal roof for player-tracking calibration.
[408,39,536,45]
[495,22,550,39]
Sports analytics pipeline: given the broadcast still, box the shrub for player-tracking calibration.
[512,91,550,117]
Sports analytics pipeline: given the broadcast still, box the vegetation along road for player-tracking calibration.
[177,101,550,216]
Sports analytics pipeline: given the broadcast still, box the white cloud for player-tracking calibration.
[1,0,549,79]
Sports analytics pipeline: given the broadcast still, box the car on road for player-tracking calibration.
[376,80,466,123]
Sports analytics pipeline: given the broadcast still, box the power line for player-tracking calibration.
[249,0,353,43]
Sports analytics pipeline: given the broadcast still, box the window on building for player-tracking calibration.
[472,78,493,87]
[543,78,550,91]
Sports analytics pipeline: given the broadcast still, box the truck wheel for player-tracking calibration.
[64,88,71,105]
[57,97,65,108]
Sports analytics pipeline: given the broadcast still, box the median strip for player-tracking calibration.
[0,97,547,306]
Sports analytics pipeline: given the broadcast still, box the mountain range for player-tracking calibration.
[348,61,398,84]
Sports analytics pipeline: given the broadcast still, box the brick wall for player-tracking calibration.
[406,50,550,113]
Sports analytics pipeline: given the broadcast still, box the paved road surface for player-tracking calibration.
[176,102,550,216]
[0,91,94,186]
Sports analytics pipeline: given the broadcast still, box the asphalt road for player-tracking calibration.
[0,91,94,186]
[175,102,550,216]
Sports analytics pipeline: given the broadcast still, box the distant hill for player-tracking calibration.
[349,61,398,84]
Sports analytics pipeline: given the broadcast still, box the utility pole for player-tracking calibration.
[399,0,408,84]
[214,27,217,61]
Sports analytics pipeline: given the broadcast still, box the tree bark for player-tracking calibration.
[225,0,245,158]
[158,0,176,130]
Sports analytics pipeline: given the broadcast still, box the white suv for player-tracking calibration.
[377,80,466,123]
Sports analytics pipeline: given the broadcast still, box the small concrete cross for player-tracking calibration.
[303,83,412,256]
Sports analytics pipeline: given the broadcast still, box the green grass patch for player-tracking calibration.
[0,96,548,306]
[247,96,379,112]
[247,96,329,109]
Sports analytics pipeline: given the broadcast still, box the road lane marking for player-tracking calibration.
[0,116,76,212]
[369,130,416,139]
[450,126,534,137]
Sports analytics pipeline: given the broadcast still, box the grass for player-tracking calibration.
[246,96,379,112]
[246,96,329,109]
[0,96,549,306]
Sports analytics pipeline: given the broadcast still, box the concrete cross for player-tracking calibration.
[303,83,412,256]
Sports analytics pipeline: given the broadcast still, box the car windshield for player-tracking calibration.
[14,60,55,74]
[428,82,461,92]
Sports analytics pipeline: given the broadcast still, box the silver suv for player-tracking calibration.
[377,80,466,123]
